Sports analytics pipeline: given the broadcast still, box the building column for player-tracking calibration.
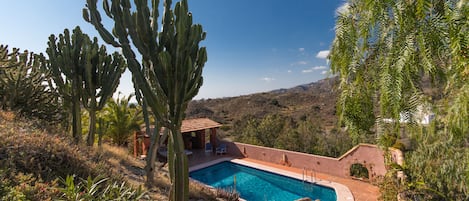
[210,128,217,151]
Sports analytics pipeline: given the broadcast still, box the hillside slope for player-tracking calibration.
[0,111,221,200]
[186,77,339,134]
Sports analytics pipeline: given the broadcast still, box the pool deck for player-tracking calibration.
[237,158,380,201]
[188,151,380,201]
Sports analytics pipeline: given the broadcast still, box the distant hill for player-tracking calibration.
[186,77,340,135]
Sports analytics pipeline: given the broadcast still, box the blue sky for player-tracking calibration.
[0,0,344,99]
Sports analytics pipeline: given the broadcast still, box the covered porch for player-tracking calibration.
[134,118,224,159]
[180,118,222,152]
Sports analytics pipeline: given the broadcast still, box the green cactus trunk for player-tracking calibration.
[145,121,161,186]
[140,94,162,186]
[168,127,189,201]
[86,102,97,146]
[46,27,125,145]
[71,76,82,143]
[83,50,125,147]
[46,27,87,143]
[84,0,207,199]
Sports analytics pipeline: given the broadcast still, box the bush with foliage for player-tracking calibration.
[330,0,469,199]
[0,168,61,200]
[0,45,64,128]
[0,110,148,200]
[235,114,353,157]
[59,175,146,200]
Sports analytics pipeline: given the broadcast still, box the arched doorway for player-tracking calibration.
[350,163,369,180]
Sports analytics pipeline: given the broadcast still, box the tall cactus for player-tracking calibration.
[84,0,207,200]
[81,37,126,146]
[133,75,161,186]
[0,45,63,124]
[45,27,87,143]
[0,45,21,69]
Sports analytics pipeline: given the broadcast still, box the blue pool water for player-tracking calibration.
[190,161,337,201]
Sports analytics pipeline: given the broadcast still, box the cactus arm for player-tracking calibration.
[85,0,206,199]
[83,0,121,47]
[46,28,86,143]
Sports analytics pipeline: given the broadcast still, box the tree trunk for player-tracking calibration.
[97,118,105,147]
[71,74,82,144]
[144,97,160,187]
[87,108,96,146]
[145,126,160,187]
[71,96,81,144]
[169,128,189,201]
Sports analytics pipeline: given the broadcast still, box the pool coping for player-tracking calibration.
[189,157,354,201]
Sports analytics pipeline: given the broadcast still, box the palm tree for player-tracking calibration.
[101,94,142,146]
[329,0,468,199]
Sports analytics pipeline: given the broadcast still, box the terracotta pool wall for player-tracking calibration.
[225,142,400,182]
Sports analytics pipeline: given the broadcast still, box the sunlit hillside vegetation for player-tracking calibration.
[1,0,468,200]
[186,78,357,158]
[0,110,232,200]
[0,110,146,200]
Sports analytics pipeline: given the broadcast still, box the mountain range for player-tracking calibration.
[186,77,340,135]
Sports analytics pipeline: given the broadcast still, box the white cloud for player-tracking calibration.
[298,61,308,65]
[299,48,305,52]
[302,66,328,73]
[312,66,327,70]
[287,70,292,73]
[290,61,308,66]
[321,70,329,75]
[336,2,350,16]
[316,50,330,59]
[260,77,275,82]
[302,69,314,73]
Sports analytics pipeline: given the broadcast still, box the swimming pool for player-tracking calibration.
[190,161,337,201]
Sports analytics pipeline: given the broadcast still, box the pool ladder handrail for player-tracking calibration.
[302,167,317,184]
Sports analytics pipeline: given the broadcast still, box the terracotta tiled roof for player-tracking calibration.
[140,118,222,134]
[181,118,222,133]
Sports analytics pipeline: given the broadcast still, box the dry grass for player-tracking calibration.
[0,110,232,200]
[0,110,113,199]
[98,144,221,200]
[0,110,16,121]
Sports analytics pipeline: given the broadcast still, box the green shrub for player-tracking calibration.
[59,175,147,201]
[350,163,369,179]
[0,168,61,200]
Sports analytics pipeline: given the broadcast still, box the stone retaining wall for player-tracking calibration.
[224,142,400,181]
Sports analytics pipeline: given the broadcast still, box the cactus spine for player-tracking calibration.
[84,0,207,200]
